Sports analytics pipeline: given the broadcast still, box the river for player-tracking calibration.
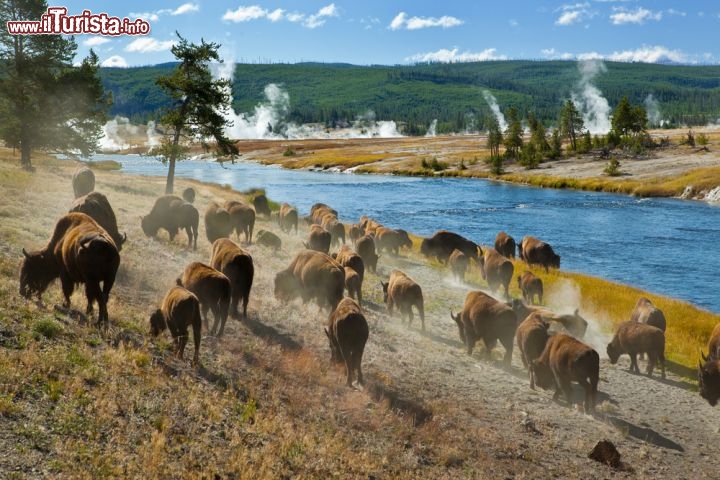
[99,154,720,313]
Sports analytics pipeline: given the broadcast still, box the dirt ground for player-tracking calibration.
[2,154,720,478]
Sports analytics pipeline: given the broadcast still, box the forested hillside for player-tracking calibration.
[100,60,720,134]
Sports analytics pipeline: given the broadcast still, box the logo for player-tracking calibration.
[7,7,151,36]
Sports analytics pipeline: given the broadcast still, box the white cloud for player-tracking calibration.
[540,48,575,60]
[665,9,686,17]
[389,11,463,30]
[406,47,506,63]
[125,38,176,53]
[540,45,695,64]
[610,7,662,25]
[129,11,160,22]
[556,11,583,25]
[223,5,268,22]
[171,3,199,15]
[509,19,519,27]
[555,2,593,26]
[101,55,128,68]
[84,36,110,47]
[222,3,337,28]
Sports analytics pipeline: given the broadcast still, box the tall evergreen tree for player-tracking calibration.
[152,33,239,194]
[485,114,503,159]
[611,96,647,136]
[0,0,110,169]
[503,106,523,160]
[559,99,584,152]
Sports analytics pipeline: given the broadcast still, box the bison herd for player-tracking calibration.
[17,166,720,409]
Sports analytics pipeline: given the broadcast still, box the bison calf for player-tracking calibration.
[325,298,369,387]
[178,262,231,337]
[532,333,599,413]
[256,229,282,251]
[517,271,543,305]
[448,249,469,282]
[381,270,425,331]
[607,321,666,379]
[516,313,550,389]
[150,286,202,365]
[142,195,198,250]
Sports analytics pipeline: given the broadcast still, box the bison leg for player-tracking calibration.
[464,326,475,355]
[354,346,365,387]
[406,305,414,327]
[176,332,188,360]
[500,336,514,367]
[629,353,639,374]
[577,377,595,413]
[191,315,201,366]
[209,305,221,336]
[646,351,657,377]
[60,273,75,309]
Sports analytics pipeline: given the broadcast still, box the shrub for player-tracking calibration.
[421,158,447,171]
[283,147,295,157]
[486,155,504,175]
[604,158,622,177]
[697,133,709,146]
[33,318,64,340]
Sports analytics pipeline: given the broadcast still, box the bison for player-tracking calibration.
[448,249,469,282]
[516,313,550,389]
[518,236,560,272]
[256,229,282,251]
[531,333,599,413]
[333,245,365,287]
[420,230,481,264]
[204,201,233,243]
[274,250,344,311]
[607,321,666,378]
[630,297,666,332]
[304,224,332,254]
[325,298,369,387]
[507,300,587,339]
[224,200,255,244]
[494,231,516,259]
[478,247,514,299]
[69,191,126,252]
[450,290,516,365]
[20,212,119,326]
[72,166,95,198]
[150,285,202,365]
[381,270,425,331]
[348,224,362,245]
[181,187,196,204]
[141,195,198,250]
[252,194,271,218]
[355,235,379,273]
[699,323,720,406]
[517,271,543,305]
[178,262,231,336]
[375,227,412,255]
[344,267,362,305]
[278,203,299,234]
[210,238,254,321]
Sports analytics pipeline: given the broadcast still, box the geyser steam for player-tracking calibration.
[571,60,611,135]
[482,90,508,131]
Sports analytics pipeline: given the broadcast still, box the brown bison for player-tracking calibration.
[355,235,379,273]
[274,250,344,311]
[494,231,516,259]
[531,333,599,413]
[69,191,126,252]
[278,203,299,234]
[518,236,560,272]
[181,187,196,204]
[516,313,550,389]
[310,203,338,222]
[204,201,233,243]
[178,262,231,336]
[344,267,362,305]
[150,285,202,365]
[322,217,346,247]
[448,249,469,282]
[348,224,362,245]
[381,270,425,331]
[224,200,255,244]
[375,227,412,255]
[333,245,365,286]
[72,166,95,198]
[210,238,254,320]
[699,323,720,406]
[607,321,666,378]
[450,290,516,365]
[141,195,199,250]
[517,271,543,305]
[359,215,382,236]
[304,224,332,254]
[478,247,514,299]
[256,229,282,251]
[420,230,481,264]
[20,212,119,326]
[630,297,666,332]
[325,298,369,387]
[252,194,271,217]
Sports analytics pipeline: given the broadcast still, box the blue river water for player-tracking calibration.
[100,154,720,313]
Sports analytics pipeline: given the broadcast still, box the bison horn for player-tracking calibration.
[21,248,29,258]
[701,351,708,362]
[121,232,127,244]
[176,278,183,287]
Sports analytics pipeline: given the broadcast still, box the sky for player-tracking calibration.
[51,1,720,67]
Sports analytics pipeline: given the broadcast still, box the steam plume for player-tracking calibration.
[571,60,611,135]
[99,116,139,151]
[425,119,437,137]
[644,94,665,127]
[482,90,508,131]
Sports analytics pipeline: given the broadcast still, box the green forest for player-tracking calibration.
[100,60,720,135]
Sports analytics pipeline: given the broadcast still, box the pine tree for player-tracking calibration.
[485,115,503,159]
[151,33,239,194]
[559,100,584,152]
[0,0,110,169]
[503,106,523,160]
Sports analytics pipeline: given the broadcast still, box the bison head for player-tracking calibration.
[699,354,720,407]
[149,309,167,336]
[19,248,59,299]
[450,310,466,343]
[397,229,412,249]
[549,253,561,270]
[274,270,299,303]
[419,238,432,257]
[380,281,389,303]
[606,341,621,364]
[530,359,555,390]
[140,215,159,237]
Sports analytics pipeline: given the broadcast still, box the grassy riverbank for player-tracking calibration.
[1,147,719,477]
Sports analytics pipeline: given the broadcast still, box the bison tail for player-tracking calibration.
[176,277,183,287]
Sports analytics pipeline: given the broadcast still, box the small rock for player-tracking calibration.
[588,440,622,469]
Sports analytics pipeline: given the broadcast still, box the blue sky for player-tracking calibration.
[55,1,720,67]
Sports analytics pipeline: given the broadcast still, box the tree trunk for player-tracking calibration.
[165,128,182,194]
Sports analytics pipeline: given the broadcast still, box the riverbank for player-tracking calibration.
[227,128,720,201]
[2,148,720,477]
